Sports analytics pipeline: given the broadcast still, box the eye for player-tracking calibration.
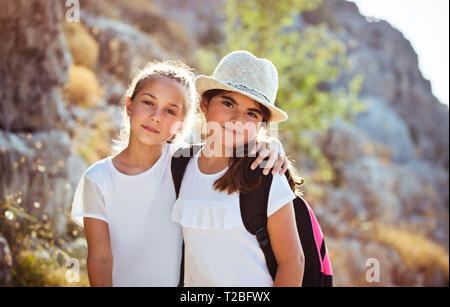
[222,101,233,108]
[167,109,176,115]
[143,100,154,106]
[247,112,258,119]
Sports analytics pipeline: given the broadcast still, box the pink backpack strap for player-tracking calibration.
[304,200,333,275]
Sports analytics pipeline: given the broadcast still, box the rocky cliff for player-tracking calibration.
[0,0,448,286]
[304,0,449,286]
[0,0,86,286]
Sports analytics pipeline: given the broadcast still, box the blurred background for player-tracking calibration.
[0,0,448,286]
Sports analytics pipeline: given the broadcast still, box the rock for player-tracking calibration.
[303,1,449,284]
[0,234,12,286]
[98,73,127,106]
[0,130,87,237]
[0,0,71,132]
[0,0,446,287]
[327,237,428,286]
[320,116,448,242]
[396,160,449,248]
[332,156,403,222]
[320,120,373,164]
[80,11,170,82]
[353,96,417,164]
[303,0,449,169]
[151,0,225,46]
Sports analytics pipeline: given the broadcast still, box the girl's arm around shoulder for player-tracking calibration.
[84,217,113,287]
[267,201,305,287]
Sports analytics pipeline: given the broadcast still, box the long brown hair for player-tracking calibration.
[200,89,304,195]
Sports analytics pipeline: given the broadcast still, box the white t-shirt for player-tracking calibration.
[71,143,183,286]
[171,148,297,287]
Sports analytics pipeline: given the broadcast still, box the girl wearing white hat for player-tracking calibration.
[171,50,305,286]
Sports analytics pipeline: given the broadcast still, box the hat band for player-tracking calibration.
[223,81,271,105]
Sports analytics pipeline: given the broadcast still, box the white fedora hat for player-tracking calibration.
[195,50,288,122]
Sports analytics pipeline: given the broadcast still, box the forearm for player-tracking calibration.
[87,255,113,287]
[274,259,304,287]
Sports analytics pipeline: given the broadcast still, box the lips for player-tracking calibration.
[141,124,160,134]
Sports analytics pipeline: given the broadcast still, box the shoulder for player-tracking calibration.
[271,171,291,187]
[82,157,111,187]
[269,171,294,197]
[267,172,296,215]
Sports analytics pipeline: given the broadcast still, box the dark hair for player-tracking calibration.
[200,89,304,194]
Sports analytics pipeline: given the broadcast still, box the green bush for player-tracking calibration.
[218,0,365,183]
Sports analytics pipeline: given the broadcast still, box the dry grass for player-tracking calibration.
[72,111,115,165]
[63,21,99,70]
[372,222,449,281]
[1,193,89,287]
[64,65,103,108]
[12,250,89,287]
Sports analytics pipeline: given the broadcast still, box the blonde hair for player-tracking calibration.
[112,61,197,154]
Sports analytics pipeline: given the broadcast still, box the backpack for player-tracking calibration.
[171,144,333,287]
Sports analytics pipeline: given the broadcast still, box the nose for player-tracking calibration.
[228,109,240,123]
[228,112,244,126]
[150,109,161,124]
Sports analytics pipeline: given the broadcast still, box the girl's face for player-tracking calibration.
[200,91,265,149]
[127,76,185,146]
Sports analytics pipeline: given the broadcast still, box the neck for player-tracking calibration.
[198,140,231,174]
[120,134,164,171]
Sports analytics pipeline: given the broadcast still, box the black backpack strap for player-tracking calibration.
[171,144,203,287]
[171,144,203,197]
[239,163,278,281]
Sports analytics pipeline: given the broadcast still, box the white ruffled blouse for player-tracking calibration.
[171,149,297,287]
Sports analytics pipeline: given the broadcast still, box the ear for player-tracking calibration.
[199,98,208,115]
[125,97,132,116]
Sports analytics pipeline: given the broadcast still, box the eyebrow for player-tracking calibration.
[221,95,263,116]
[142,93,181,110]
[141,93,157,99]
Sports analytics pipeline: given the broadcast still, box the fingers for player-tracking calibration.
[269,137,285,155]
[251,142,282,175]
[271,155,285,175]
[263,151,278,175]
[250,141,290,177]
[280,160,289,176]
[250,145,271,170]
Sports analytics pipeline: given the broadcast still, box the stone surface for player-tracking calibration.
[80,11,169,82]
[0,0,71,132]
[0,130,87,237]
[303,0,449,169]
[0,0,447,287]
